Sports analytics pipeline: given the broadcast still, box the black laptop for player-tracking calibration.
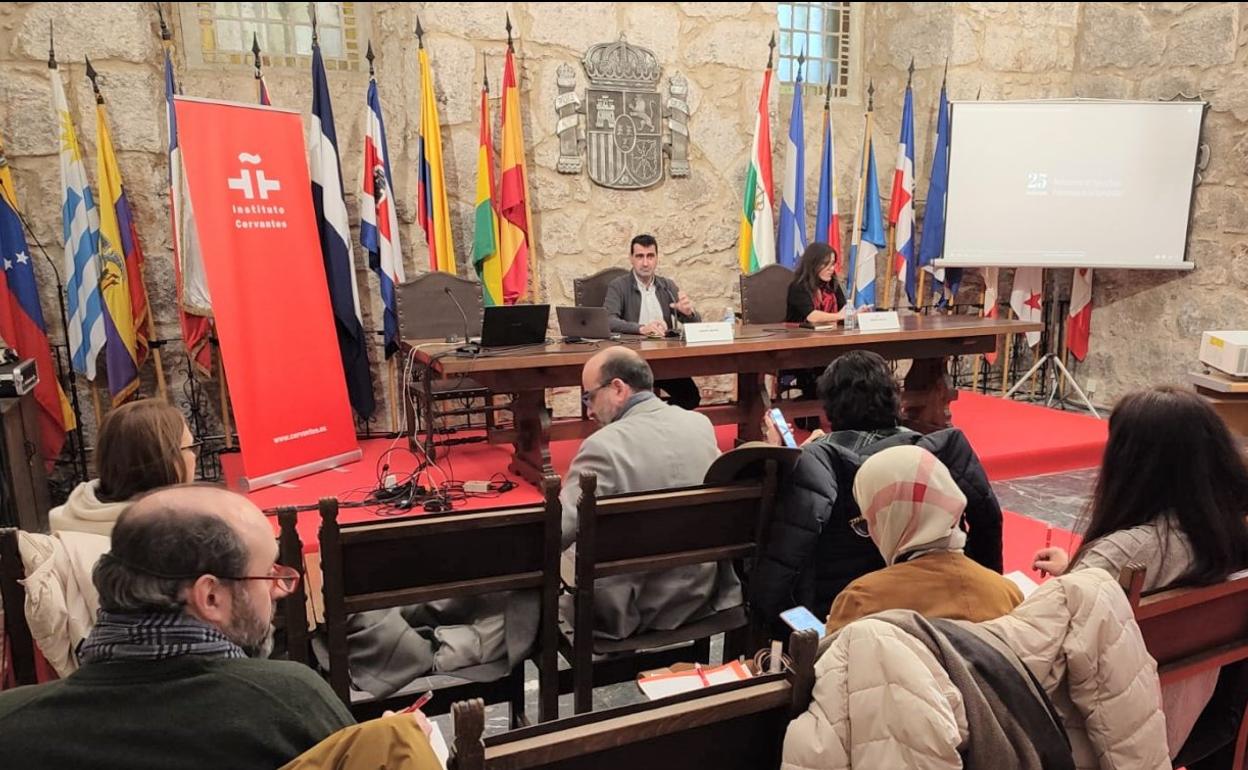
[480,304,550,348]
[556,306,615,340]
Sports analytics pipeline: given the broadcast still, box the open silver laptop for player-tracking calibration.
[556,306,615,340]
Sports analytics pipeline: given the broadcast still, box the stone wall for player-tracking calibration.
[861,2,1247,402]
[0,2,1244,461]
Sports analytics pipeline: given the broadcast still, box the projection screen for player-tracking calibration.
[938,100,1203,270]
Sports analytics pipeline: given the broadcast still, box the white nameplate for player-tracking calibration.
[856,311,902,332]
[682,321,735,344]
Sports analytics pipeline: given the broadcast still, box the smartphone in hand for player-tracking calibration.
[780,605,826,637]
[769,407,798,448]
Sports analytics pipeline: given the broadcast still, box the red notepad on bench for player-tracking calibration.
[636,660,754,700]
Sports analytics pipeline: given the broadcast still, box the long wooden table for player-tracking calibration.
[405,315,1041,484]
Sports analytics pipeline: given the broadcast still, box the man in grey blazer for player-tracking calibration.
[560,346,742,640]
[602,234,702,410]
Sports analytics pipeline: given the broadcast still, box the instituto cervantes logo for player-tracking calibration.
[555,36,691,190]
[228,152,288,230]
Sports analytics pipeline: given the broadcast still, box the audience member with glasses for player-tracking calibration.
[0,485,359,770]
[824,445,1023,634]
[50,398,201,537]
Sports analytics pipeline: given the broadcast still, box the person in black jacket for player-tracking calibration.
[785,241,847,326]
[750,350,1004,635]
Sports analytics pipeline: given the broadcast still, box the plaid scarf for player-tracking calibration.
[78,610,246,665]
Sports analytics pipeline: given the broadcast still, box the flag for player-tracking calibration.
[472,73,502,307]
[777,64,806,269]
[164,51,213,376]
[738,58,776,274]
[0,149,71,462]
[982,266,1000,365]
[1068,268,1093,361]
[416,45,456,275]
[917,80,961,306]
[889,82,916,307]
[94,96,146,405]
[361,73,404,359]
[52,63,105,381]
[311,41,374,418]
[1009,266,1044,348]
[258,75,271,106]
[498,47,533,303]
[813,92,842,269]
[848,123,884,309]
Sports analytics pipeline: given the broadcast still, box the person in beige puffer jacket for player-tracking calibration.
[782,567,1169,770]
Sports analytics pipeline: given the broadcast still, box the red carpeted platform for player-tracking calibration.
[950,391,1107,480]
[223,391,1104,548]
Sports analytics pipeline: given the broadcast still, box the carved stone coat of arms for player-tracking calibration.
[555,37,690,190]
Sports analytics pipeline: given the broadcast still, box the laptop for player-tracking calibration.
[479,304,550,348]
[556,306,615,340]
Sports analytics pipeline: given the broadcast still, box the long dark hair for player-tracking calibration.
[794,241,840,299]
[1075,386,1248,585]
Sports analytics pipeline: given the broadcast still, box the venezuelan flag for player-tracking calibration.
[498,48,532,304]
[417,45,456,274]
[94,100,142,406]
[472,72,502,307]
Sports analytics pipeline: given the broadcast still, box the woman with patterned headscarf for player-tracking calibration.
[825,445,1023,634]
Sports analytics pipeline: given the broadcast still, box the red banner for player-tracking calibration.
[174,97,360,490]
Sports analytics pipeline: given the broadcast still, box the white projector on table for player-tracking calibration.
[1200,331,1248,378]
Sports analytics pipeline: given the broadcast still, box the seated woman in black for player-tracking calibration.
[784,242,848,422]
[786,241,847,326]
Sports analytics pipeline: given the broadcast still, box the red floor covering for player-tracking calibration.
[223,391,1100,561]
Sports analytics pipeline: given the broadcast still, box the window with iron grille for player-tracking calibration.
[180,2,362,71]
[777,2,855,98]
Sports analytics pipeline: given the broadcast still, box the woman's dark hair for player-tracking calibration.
[96,399,190,503]
[816,350,901,431]
[1074,386,1248,585]
[794,241,839,299]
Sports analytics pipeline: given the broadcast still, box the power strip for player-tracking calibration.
[463,480,492,494]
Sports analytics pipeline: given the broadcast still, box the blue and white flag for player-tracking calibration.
[311,42,374,418]
[916,81,961,306]
[51,62,105,379]
[848,124,884,309]
[777,63,807,269]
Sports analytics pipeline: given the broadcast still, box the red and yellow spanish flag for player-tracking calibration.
[498,48,533,304]
[472,71,502,307]
[95,97,148,406]
[416,45,456,274]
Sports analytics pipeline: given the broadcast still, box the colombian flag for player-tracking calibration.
[472,72,502,307]
[417,45,456,274]
[498,47,533,304]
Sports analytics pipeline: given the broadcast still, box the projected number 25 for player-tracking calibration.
[1026,172,1049,191]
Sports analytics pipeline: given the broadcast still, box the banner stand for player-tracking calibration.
[239,447,363,493]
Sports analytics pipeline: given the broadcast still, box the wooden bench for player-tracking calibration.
[449,629,818,770]
[560,461,778,714]
[0,527,37,686]
[279,487,562,725]
[1120,566,1248,768]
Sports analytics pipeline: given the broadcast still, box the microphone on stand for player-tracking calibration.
[443,287,479,355]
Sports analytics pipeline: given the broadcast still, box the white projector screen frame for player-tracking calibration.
[937,99,1203,271]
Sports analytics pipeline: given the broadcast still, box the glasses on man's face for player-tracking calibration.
[181,440,203,459]
[222,563,301,597]
[848,516,871,538]
[581,382,610,407]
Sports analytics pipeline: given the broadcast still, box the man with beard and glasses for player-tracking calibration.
[0,485,355,770]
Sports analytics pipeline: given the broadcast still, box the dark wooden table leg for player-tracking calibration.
[736,372,765,444]
[509,389,552,485]
[903,357,957,434]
